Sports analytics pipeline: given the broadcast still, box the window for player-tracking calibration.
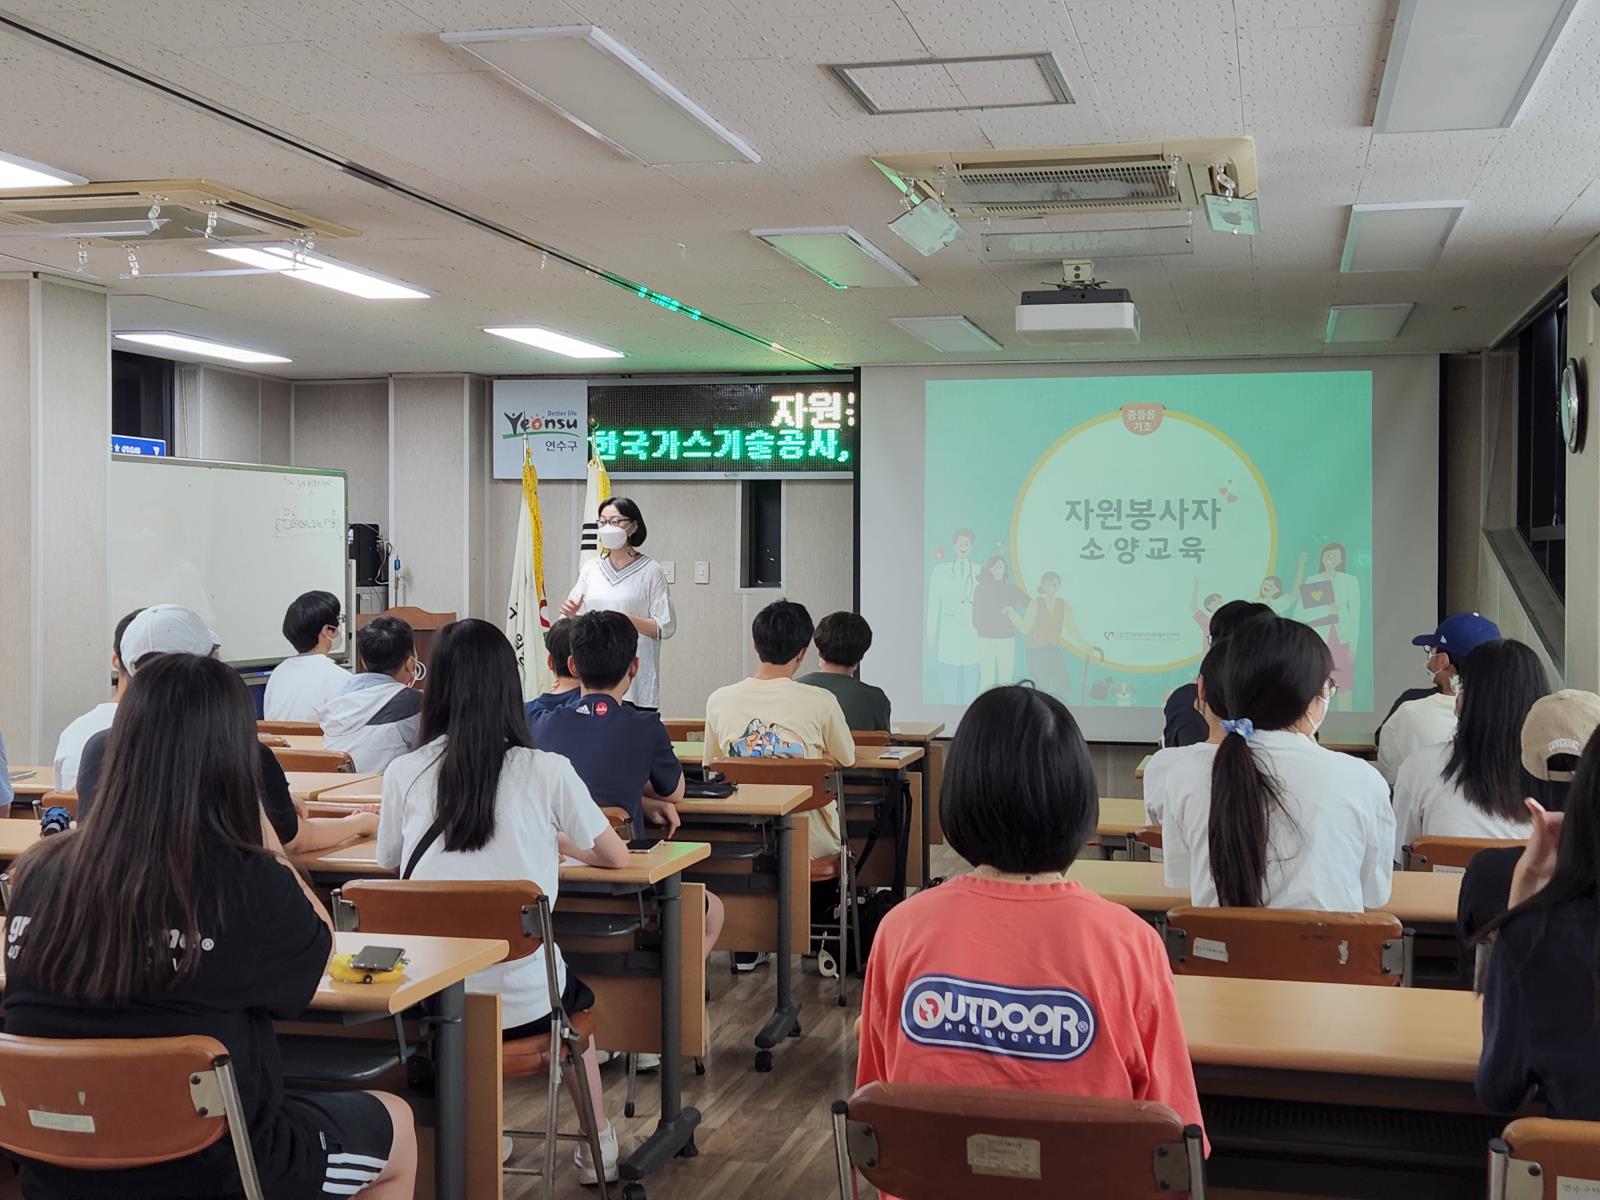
[740,479,782,587]
[1512,291,1567,598]
[111,351,175,445]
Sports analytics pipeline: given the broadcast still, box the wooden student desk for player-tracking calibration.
[677,783,813,1071]
[299,839,713,1193]
[1096,796,1149,840]
[284,771,379,802]
[889,723,945,883]
[6,766,53,799]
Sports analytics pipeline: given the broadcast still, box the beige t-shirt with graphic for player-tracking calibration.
[703,675,857,856]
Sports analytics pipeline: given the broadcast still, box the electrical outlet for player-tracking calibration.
[661,560,676,584]
[694,560,710,585]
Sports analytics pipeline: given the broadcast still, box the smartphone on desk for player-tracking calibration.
[350,945,406,973]
[627,837,661,853]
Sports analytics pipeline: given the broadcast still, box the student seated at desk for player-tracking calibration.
[704,599,855,859]
[1162,616,1394,910]
[1392,639,1548,864]
[1161,600,1271,748]
[1458,690,1599,950]
[378,618,629,1185]
[75,605,377,856]
[3,653,416,1199]
[1144,639,1229,826]
[525,617,582,722]
[857,685,1204,1183]
[52,607,140,790]
[797,611,892,732]
[1478,727,1600,1118]
[263,590,350,722]
[321,615,423,774]
[1376,612,1500,787]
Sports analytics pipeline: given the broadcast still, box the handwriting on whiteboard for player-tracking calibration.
[275,476,341,538]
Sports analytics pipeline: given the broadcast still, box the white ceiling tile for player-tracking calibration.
[1236,0,1393,29]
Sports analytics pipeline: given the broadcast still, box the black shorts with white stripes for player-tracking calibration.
[282,1091,394,1197]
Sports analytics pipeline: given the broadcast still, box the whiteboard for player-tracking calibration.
[109,456,349,667]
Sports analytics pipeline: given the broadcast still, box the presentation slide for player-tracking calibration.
[861,358,1439,742]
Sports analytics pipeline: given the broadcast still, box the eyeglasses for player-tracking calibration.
[597,516,633,527]
[1423,645,1438,659]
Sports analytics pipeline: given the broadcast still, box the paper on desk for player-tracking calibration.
[560,854,585,867]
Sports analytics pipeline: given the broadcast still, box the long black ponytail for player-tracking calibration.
[1207,617,1333,907]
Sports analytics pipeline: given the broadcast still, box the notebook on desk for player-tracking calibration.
[873,747,919,760]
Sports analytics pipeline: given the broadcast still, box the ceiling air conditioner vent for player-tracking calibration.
[875,138,1256,221]
[0,180,357,246]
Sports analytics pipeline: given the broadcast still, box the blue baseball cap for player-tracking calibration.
[1411,612,1500,658]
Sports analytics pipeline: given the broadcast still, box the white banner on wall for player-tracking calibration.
[492,379,588,480]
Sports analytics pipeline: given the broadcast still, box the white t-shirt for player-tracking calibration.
[53,701,117,790]
[1161,728,1395,912]
[376,737,610,1027]
[263,654,351,722]
[1390,741,1533,865]
[1376,692,1457,788]
[1142,742,1217,825]
[566,555,675,709]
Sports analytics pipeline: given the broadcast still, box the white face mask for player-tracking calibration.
[598,525,629,551]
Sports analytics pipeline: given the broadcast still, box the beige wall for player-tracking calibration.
[0,276,110,761]
[1565,238,1600,692]
[174,364,293,464]
[290,379,388,527]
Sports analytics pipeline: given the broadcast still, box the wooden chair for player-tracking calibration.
[600,806,633,839]
[1491,1118,1600,1200]
[256,733,290,747]
[257,720,323,736]
[1130,826,1163,862]
[0,1032,265,1198]
[356,607,454,671]
[851,730,891,746]
[32,790,78,822]
[1163,906,1412,986]
[333,879,606,1199]
[831,1081,1206,1199]
[270,748,355,774]
[1403,836,1522,873]
[709,756,855,1006]
[662,719,704,742]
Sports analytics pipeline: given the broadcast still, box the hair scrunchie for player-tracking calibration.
[1220,717,1255,742]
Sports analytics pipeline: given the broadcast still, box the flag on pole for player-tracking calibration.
[507,445,552,700]
[579,441,613,567]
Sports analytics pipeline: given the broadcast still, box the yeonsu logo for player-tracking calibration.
[500,409,583,442]
[900,974,1096,1061]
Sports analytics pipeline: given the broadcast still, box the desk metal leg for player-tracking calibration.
[434,981,467,1200]
[917,753,932,887]
[755,813,800,1071]
[619,874,701,1194]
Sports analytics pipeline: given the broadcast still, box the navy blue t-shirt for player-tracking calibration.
[531,695,682,833]
[524,686,581,726]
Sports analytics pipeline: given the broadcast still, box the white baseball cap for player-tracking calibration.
[120,604,220,671]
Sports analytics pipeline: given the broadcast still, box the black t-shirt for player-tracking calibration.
[76,733,300,847]
[1163,683,1207,747]
[2,841,332,1196]
[531,695,682,833]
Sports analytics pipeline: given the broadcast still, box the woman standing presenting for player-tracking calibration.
[562,496,675,710]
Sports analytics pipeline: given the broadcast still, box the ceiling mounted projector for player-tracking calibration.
[1016,261,1139,343]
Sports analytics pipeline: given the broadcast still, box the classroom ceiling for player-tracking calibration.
[1,0,1598,377]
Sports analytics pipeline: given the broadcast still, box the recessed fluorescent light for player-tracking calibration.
[206,246,430,300]
[1375,0,1579,133]
[1324,303,1414,344]
[752,226,918,288]
[1339,202,1465,273]
[483,326,625,359]
[440,25,759,165]
[980,225,1195,262]
[0,150,87,189]
[114,331,291,365]
[890,315,1002,352]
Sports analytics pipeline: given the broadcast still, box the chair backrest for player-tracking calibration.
[1491,1118,1600,1200]
[257,720,322,736]
[34,790,78,821]
[270,747,355,774]
[335,879,545,962]
[1130,827,1162,861]
[709,757,840,815]
[663,719,704,742]
[601,806,633,837]
[355,607,455,670]
[833,1081,1204,1200]
[1403,836,1522,873]
[1164,906,1411,986]
[0,1033,263,1197]
[852,730,892,746]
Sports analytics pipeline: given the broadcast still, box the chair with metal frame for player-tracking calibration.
[257,720,323,736]
[831,1081,1206,1199]
[709,756,856,1005]
[663,719,704,743]
[1164,906,1413,986]
[0,1033,266,1199]
[1403,835,1522,873]
[271,747,357,774]
[851,729,891,746]
[334,878,609,1199]
[1489,1118,1600,1200]
[1129,826,1162,862]
[32,790,78,822]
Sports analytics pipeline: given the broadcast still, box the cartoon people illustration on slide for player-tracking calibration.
[925,527,982,702]
[1258,553,1308,617]
[971,555,1029,690]
[1010,571,1090,700]
[1190,582,1222,651]
[1294,541,1360,710]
